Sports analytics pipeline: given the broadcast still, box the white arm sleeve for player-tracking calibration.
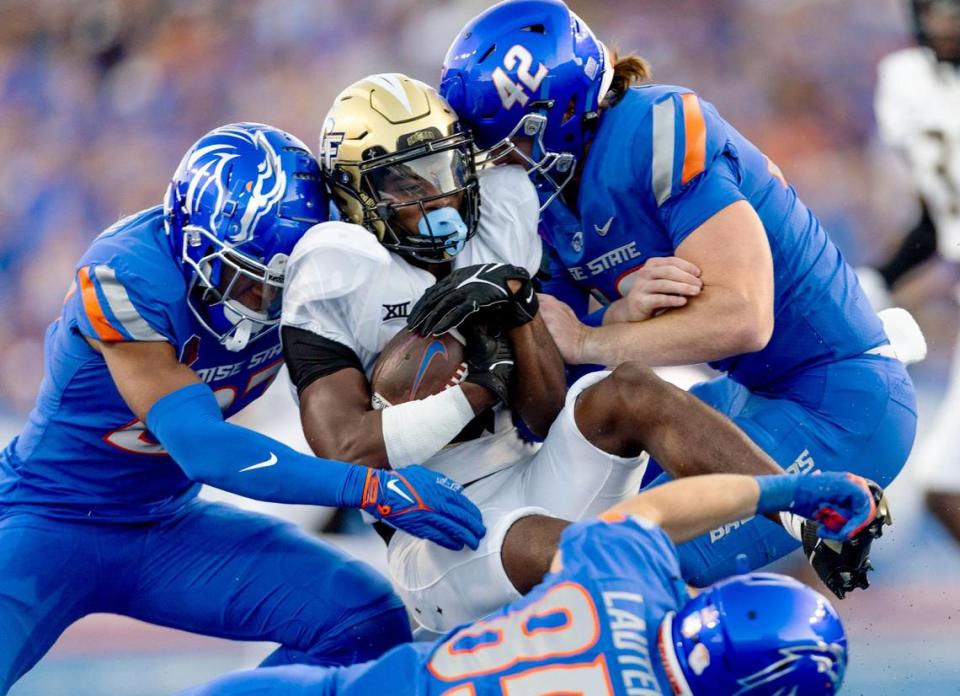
[379,386,477,468]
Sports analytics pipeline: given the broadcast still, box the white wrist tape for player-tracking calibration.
[380,385,476,468]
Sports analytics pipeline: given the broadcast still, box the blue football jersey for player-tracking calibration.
[325,515,687,696]
[540,85,886,389]
[0,207,285,521]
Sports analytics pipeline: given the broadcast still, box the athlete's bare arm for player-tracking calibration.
[93,339,200,420]
[545,201,775,366]
[298,366,495,469]
[604,474,760,544]
[507,312,566,437]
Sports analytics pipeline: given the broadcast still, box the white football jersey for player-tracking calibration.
[876,47,960,260]
[282,164,542,482]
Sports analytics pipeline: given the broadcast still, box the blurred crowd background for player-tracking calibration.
[1,0,959,693]
[1,0,952,414]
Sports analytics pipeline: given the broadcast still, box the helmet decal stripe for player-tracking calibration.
[367,73,416,115]
[235,130,287,244]
[733,645,845,695]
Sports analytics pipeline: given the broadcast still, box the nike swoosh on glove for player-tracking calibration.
[409,263,538,337]
[357,465,485,551]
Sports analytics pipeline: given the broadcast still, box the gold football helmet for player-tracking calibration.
[319,73,480,263]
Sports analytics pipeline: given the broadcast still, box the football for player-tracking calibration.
[370,329,467,408]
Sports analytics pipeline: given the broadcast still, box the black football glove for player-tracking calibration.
[800,479,892,599]
[457,321,515,406]
[408,263,538,337]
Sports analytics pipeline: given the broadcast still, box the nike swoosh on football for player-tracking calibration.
[387,478,415,504]
[239,452,278,472]
[594,216,614,236]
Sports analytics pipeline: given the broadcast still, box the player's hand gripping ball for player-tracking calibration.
[408,263,538,337]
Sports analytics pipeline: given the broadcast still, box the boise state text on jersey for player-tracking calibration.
[541,84,887,390]
[0,207,285,521]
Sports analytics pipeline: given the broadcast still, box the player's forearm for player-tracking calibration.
[607,474,761,543]
[302,405,390,469]
[509,315,566,437]
[297,363,495,469]
[148,383,369,506]
[579,286,771,367]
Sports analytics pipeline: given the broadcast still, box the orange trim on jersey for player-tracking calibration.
[428,582,601,682]
[598,511,628,523]
[447,628,505,656]
[766,155,788,187]
[680,93,706,184]
[521,608,572,638]
[62,280,77,306]
[498,654,614,696]
[441,686,476,696]
[78,267,125,341]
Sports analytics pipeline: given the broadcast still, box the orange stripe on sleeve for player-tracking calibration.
[78,267,125,341]
[62,280,77,306]
[680,93,707,185]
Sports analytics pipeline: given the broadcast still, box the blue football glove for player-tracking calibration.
[345,465,485,551]
[756,472,878,541]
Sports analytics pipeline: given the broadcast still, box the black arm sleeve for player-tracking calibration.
[282,325,364,396]
[878,200,938,289]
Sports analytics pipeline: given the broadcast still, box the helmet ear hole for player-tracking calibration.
[478,44,497,63]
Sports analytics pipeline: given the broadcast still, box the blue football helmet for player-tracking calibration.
[440,0,613,207]
[164,123,327,351]
[658,573,847,695]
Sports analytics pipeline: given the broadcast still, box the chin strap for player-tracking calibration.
[222,317,254,352]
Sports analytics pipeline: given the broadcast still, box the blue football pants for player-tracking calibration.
[0,499,411,694]
[655,355,918,585]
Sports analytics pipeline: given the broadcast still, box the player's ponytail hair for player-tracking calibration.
[607,50,652,104]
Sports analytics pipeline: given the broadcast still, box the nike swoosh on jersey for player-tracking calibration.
[594,216,615,236]
[387,477,415,504]
[239,452,278,472]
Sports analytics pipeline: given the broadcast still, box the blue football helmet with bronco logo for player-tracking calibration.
[440,0,613,207]
[164,123,327,351]
[659,573,847,695]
